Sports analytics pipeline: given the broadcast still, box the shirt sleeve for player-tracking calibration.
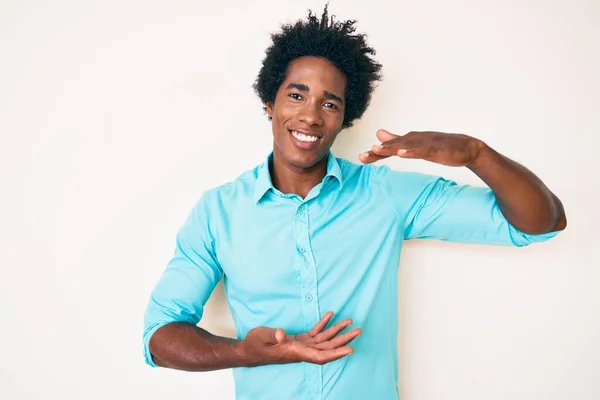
[372,165,560,247]
[142,191,223,367]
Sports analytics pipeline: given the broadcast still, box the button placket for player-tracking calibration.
[294,202,323,400]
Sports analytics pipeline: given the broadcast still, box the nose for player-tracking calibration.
[298,102,324,127]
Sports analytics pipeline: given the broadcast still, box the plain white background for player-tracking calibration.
[1,0,599,399]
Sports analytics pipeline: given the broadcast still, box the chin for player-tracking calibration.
[282,152,314,168]
[288,151,329,170]
[274,130,332,170]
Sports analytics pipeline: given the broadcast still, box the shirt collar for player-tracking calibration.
[253,151,343,204]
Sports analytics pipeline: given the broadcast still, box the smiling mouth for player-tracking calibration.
[288,129,322,151]
[289,129,321,143]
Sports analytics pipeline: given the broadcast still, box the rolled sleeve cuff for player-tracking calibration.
[508,224,561,247]
[143,321,170,368]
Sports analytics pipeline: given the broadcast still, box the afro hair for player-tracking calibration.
[253,5,383,128]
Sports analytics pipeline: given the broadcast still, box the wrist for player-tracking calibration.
[467,139,492,170]
[235,338,264,368]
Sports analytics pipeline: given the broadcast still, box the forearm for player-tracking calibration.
[149,322,259,372]
[468,142,566,234]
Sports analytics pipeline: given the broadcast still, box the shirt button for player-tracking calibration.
[298,247,306,253]
[305,294,313,302]
[299,205,306,211]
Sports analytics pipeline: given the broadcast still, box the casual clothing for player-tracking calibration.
[143,152,558,400]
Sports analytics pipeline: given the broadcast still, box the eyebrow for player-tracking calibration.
[285,83,344,105]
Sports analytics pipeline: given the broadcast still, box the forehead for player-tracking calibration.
[283,56,347,95]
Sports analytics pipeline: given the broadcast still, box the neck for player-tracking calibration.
[270,152,329,199]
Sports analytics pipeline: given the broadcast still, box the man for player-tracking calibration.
[143,6,566,400]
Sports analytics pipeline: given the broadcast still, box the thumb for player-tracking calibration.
[274,328,286,344]
[266,328,286,345]
[376,129,400,143]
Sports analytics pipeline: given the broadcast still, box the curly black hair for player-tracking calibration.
[253,4,383,129]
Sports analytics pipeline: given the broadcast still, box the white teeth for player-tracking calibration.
[292,131,319,142]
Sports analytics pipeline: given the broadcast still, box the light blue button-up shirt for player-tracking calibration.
[143,152,558,400]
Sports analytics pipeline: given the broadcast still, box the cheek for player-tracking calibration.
[273,107,294,128]
[277,102,295,118]
[328,132,341,144]
[326,114,344,133]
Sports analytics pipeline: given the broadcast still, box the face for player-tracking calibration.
[266,56,347,171]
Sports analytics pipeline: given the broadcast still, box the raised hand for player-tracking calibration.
[359,129,484,167]
[241,311,361,366]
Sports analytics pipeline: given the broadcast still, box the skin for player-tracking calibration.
[266,56,347,199]
[359,130,567,233]
[149,55,566,372]
[150,312,360,370]
[150,57,357,371]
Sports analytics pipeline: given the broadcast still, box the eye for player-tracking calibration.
[289,93,303,100]
[323,102,338,110]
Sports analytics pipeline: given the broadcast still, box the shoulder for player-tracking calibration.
[335,156,442,191]
[209,166,260,199]
[189,162,263,215]
[372,163,442,188]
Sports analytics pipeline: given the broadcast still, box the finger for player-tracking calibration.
[262,327,287,346]
[381,135,421,150]
[376,129,401,143]
[314,346,354,365]
[307,311,334,337]
[314,328,362,350]
[397,147,428,159]
[313,318,353,343]
[274,328,286,344]
[300,345,354,365]
[358,151,389,164]
[266,328,286,345]
[371,144,399,157]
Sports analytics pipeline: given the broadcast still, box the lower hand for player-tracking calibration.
[241,311,361,366]
[359,129,485,167]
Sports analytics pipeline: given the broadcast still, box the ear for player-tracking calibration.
[265,101,274,117]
